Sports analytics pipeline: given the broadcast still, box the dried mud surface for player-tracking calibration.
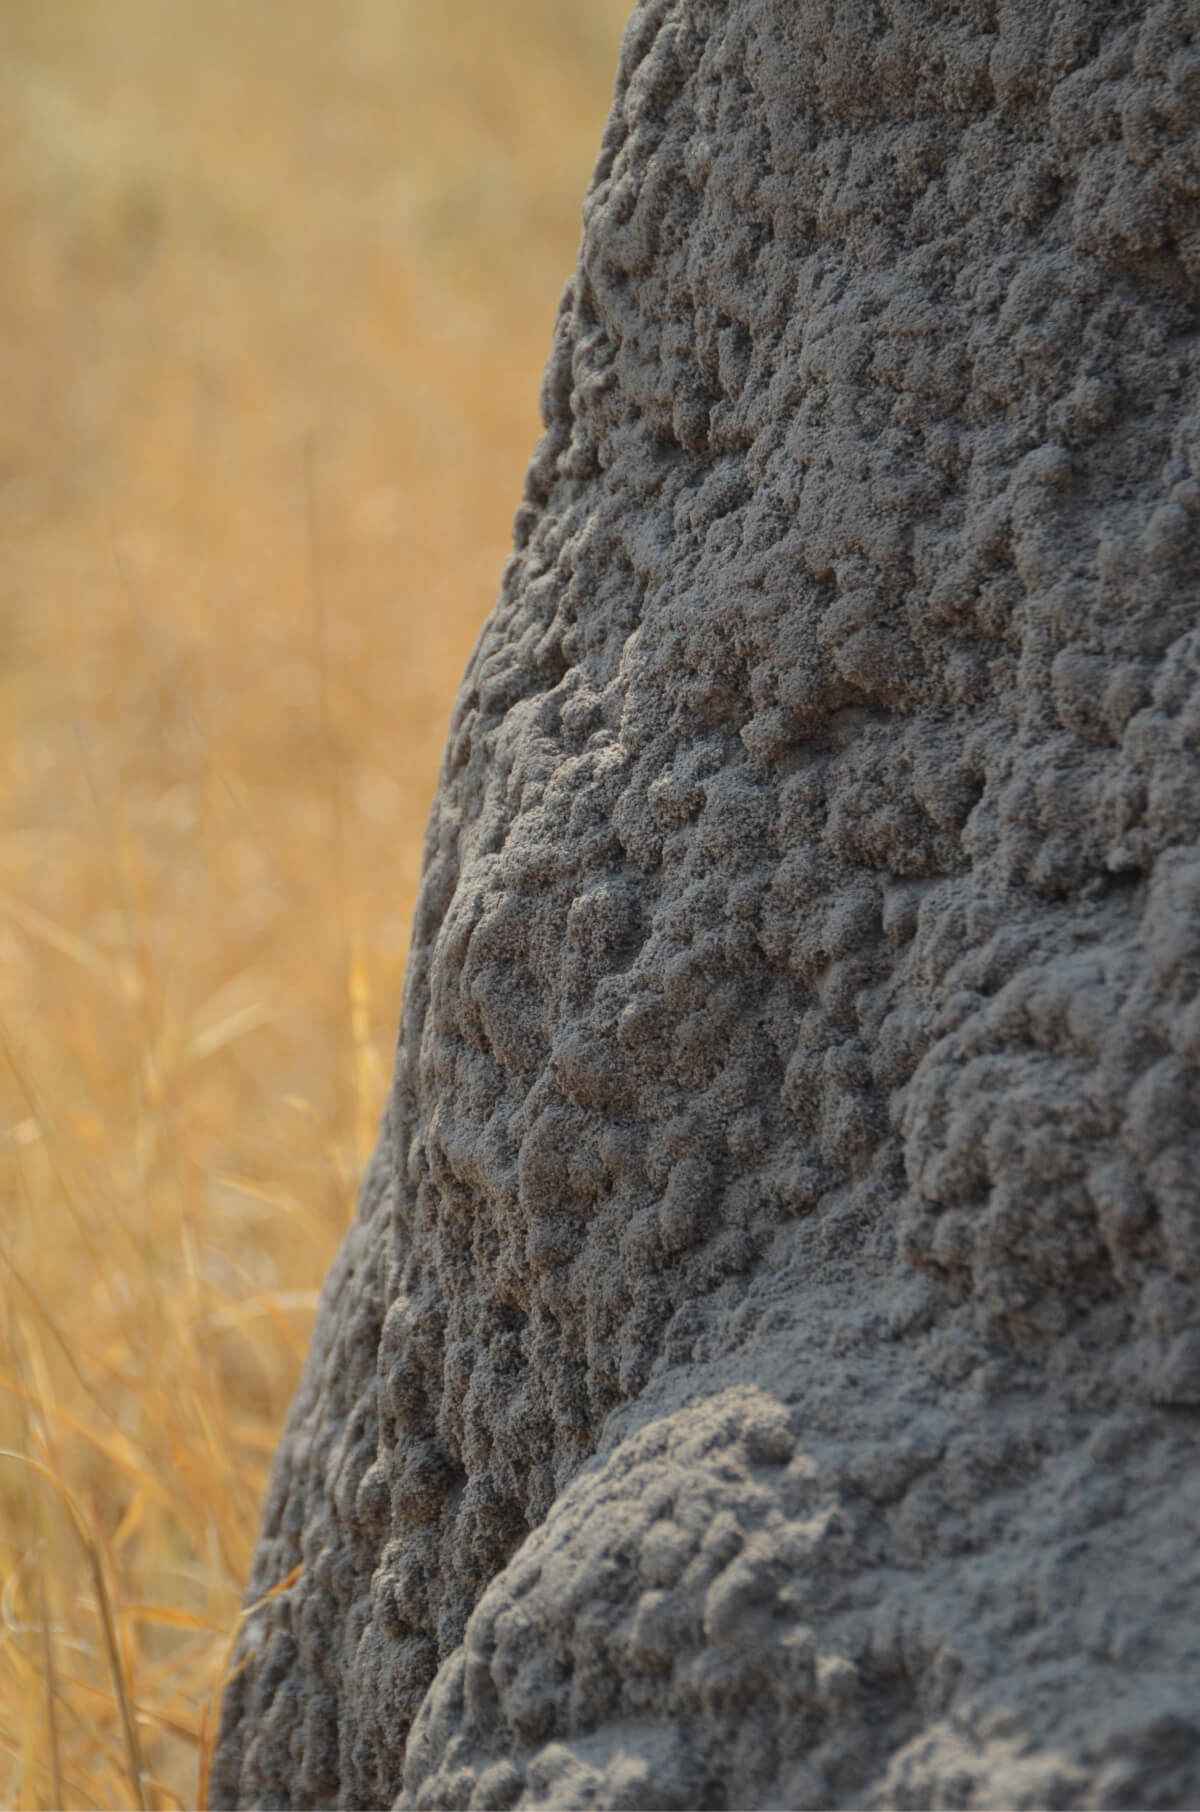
[214,2,1200,1806]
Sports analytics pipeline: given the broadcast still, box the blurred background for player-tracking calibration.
[0,2,630,1803]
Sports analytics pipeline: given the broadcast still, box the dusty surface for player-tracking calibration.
[215,0,1200,1806]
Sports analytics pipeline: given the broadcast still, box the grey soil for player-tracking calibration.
[213,2,1200,1806]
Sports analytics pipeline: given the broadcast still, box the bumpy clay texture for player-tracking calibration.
[213,2,1200,1806]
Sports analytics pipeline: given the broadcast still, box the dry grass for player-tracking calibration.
[0,3,629,1804]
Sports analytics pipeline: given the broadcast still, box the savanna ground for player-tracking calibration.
[0,4,630,1803]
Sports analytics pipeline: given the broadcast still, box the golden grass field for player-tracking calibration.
[0,3,630,1803]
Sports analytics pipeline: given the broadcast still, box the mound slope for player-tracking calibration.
[215,3,1200,1805]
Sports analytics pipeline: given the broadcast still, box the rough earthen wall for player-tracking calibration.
[214,2,1200,1805]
